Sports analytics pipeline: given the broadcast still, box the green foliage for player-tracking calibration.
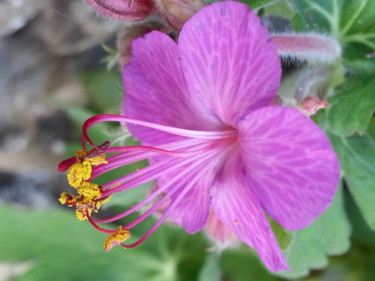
[326,76,375,136]
[288,0,375,73]
[0,205,207,281]
[269,216,292,250]
[278,186,351,279]
[198,254,222,281]
[242,0,279,10]
[220,248,281,281]
[331,134,375,230]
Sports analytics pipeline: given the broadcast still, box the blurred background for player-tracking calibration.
[0,0,375,281]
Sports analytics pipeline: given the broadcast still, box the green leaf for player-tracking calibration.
[0,204,207,281]
[269,217,292,250]
[326,75,375,136]
[242,0,279,10]
[198,254,221,281]
[288,0,340,34]
[331,133,375,230]
[288,0,375,73]
[220,247,281,281]
[263,0,295,20]
[276,186,351,279]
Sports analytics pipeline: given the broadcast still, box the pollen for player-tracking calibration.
[86,155,108,166]
[77,181,101,200]
[74,194,112,221]
[67,162,92,188]
[104,227,131,251]
[67,149,108,189]
[59,192,74,205]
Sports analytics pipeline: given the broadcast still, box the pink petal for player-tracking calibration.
[123,31,222,144]
[211,150,289,272]
[85,0,153,21]
[167,170,213,234]
[238,106,340,231]
[178,1,281,127]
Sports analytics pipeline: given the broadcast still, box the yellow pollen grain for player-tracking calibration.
[86,155,108,166]
[58,192,70,204]
[234,220,239,225]
[67,162,92,188]
[76,149,89,159]
[77,181,101,200]
[75,208,88,221]
[73,195,111,222]
[104,227,131,251]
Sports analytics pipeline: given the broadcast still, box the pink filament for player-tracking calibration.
[78,113,237,247]
[82,114,236,148]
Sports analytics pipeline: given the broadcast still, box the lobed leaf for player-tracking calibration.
[326,75,375,136]
[331,133,375,230]
[276,186,351,279]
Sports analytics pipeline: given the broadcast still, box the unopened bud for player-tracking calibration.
[117,22,165,66]
[271,32,341,64]
[155,0,206,30]
[85,0,154,21]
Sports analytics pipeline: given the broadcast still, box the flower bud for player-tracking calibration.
[117,22,165,66]
[85,0,154,21]
[155,0,206,30]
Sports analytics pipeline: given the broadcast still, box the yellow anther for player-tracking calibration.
[67,162,92,188]
[85,155,108,166]
[95,196,111,209]
[63,145,110,221]
[104,227,131,251]
[74,195,111,221]
[77,181,101,200]
[76,207,90,221]
[59,192,74,205]
[67,151,107,189]
[76,149,89,160]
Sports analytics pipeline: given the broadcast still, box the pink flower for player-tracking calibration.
[59,1,340,272]
[85,0,154,21]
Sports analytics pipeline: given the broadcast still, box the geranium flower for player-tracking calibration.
[59,1,340,272]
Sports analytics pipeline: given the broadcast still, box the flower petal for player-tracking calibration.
[85,0,153,21]
[123,31,222,144]
[167,170,213,234]
[211,150,289,272]
[238,106,340,231]
[179,1,281,127]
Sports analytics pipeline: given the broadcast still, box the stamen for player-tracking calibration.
[94,146,221,224]
[104,227,131,251]
[82,114,236,148]
[59,113,238,251]
[99,141,225,197]
[121,157,217,248]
